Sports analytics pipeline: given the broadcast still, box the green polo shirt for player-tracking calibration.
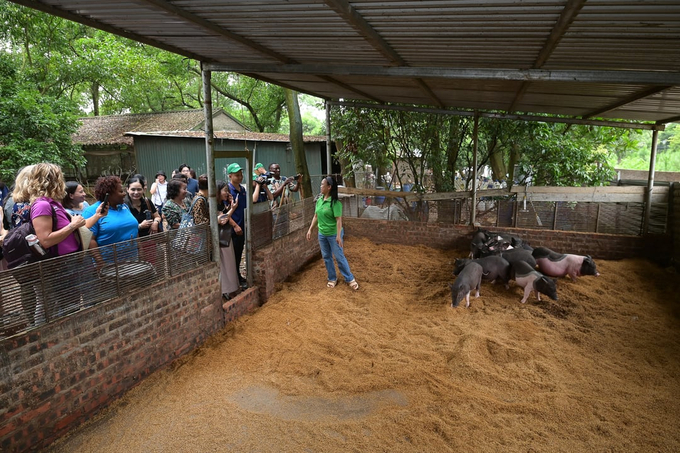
[315,196,343,236]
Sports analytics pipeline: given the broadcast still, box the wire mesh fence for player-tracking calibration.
[339,190,670,236]
[252,197,317,248]
[0,223,210,339]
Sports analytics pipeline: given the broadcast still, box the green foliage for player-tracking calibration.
[332,104,624,190]
[0,53,84,182]
[611,123,680,172]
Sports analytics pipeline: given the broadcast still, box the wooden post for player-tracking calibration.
[470,111,479,226]
[201,64,219,262]
[553,202,558,230]
[325,101,332,175]
[643,127,659,234]
[595,203,601,232]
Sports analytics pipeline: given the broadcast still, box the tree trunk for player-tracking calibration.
[507,143,521,190]
[284,89,312,197]
[91,81,100,117]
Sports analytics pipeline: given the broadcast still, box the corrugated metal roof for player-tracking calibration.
[126,130,327,142]
[12,0,680,124]
[73,108,247,146]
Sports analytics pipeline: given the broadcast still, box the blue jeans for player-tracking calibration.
[318,230,354,283]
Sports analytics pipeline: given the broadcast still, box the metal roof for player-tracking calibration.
[11,0,680,124]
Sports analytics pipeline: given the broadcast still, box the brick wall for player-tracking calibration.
[252,227,321,301]
[343,218,672,263]
[0,263,224,453]
[223,287,260,324]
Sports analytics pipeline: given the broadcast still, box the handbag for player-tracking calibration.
[218,224,232,247]
[172,196,206,255]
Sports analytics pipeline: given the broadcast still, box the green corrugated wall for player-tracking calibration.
[135,136,323,193]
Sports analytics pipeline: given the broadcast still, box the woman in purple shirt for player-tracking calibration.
[26,164,88,320]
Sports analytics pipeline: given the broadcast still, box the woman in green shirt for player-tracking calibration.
[306,176,359,290]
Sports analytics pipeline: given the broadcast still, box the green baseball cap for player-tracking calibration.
[227,163,242,174]
[254,163,264,171]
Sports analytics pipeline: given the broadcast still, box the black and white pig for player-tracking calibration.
[449,262,483,308]
[453,256,511,288]
[499,249,537,269]
[511,260,558,304]
[532,246,600,281]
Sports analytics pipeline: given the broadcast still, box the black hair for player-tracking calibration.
[325,175,338,208]
[131,173,146,188]
[216,180,230,210]
[198,174,208,191]
[178,163,190,172]
[173,173,188,183]
[127,177,144,188]
[167,179,186,200]
[62,181,82,210]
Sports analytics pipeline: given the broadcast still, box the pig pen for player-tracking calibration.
[47,237,680,452]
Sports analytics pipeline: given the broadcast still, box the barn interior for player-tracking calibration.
[2,1,680,452]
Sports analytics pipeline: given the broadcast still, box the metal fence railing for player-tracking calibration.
[251,197,317,249]
[0,223,210,339]
[338,188,670,236]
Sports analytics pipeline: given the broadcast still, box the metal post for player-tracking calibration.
[245,157,253,288]
[201,64,219,262]
[643,127,659,234]
[325,101,332,175]
[470,111,479,226]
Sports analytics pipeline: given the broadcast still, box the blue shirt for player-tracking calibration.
[84,201,139,262]
[228,182,247,228]
[186,178,199,197]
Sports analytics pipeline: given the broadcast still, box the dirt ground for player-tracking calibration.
[48,237,680,453]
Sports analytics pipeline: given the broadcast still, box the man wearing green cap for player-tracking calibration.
[252,162,273,204]
[226,163,248,286]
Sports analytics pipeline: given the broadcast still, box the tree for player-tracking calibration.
[332,104,622,193]
[284,89,313,197]
[0,53,84,182]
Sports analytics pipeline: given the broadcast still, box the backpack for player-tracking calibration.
[2,205,57,269]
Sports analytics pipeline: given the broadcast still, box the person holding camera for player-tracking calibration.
[268,163,301,208]
[252,166,274,204]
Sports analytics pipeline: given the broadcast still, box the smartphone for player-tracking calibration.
[102,193,110,207]
[145,211,152,221]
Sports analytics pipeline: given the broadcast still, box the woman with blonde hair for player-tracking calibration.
[27,163,98,320]
[8,165,35,229]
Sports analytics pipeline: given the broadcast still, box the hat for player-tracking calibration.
[254,163,264,171]
[155,170,166,178]
[227,163,242,174]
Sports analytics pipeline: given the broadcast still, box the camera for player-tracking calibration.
[293,174,302,180]
[256,176,267,185]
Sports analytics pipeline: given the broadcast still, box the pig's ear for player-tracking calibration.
[586,255,592,260]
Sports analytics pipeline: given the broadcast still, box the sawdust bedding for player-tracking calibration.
[49,237,680,452]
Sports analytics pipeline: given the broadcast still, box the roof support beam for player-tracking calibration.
[317,75,384,103]
[583,86,673,119]
[323,1,444,107]
[533,0,587,68]
[141,0,294,64]
[415,79,445,109]
[203,63,680,86]
[328,101,665,131]
[324,0,405,66]
[7,0,207,62]
[510,0,587,111]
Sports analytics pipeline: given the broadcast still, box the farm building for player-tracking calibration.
[72,108,249,182]
[127,130,335,189]
[2,0,680,452]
